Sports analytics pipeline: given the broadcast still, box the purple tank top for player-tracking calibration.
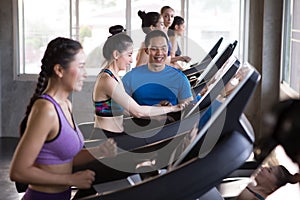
[35,94,84,165]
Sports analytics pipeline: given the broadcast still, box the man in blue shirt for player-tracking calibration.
[122,30,193,107]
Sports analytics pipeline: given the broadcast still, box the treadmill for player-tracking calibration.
[189,40,238,88]
[85,56,240,152]
[76,63,261,200]
[120,41,240,137]
[183,37,223,77]
[72,57,241,198]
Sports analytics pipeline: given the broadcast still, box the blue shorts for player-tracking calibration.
[22,187,71,200]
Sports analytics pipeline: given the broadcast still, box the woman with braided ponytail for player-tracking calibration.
[9,37,116,200]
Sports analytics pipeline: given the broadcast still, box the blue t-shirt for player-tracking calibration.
[122,65,192,106]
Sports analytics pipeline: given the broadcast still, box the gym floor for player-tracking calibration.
[0,137,24,200]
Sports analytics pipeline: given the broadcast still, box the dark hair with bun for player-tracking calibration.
[108,25,126,38]
[138,10,161,34]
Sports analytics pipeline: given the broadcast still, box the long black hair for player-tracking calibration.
[19,37,82,136]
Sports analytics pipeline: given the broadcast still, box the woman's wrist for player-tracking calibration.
[170,106,175,112]
[63,174,73,187]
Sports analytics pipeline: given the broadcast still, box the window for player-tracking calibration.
[282,0,300,94]
[131,0,182,31]
[17,0,70,74]
[80,0,126,74]
[187,0,243,63]
[16,0,126,76]
[130,0,181,67]
[15,0,244,78]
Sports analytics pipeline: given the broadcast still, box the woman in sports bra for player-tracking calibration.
[168,15,191,70]
[9,37,116,200]
[92,33,185,148]
[236,165,299,200]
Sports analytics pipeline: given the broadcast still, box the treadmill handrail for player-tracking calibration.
[193,40,238,89]
[183,37,223,76]
[184,56,240,119]
[83,131,253,200]
[172,65,260,168]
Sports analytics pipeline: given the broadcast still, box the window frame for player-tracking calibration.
[13,0,245,82]
[281,0,300,96]
[13,0,74,81]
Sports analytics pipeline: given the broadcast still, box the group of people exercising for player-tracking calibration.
[9,5,300,200]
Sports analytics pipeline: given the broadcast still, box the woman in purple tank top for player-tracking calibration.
[9,37,117,200]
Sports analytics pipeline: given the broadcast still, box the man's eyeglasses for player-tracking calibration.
[149,46,168,52]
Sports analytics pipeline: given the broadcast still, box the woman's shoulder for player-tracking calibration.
[95,72,119,91]
[32,98,58,119]
[35,97,55,108]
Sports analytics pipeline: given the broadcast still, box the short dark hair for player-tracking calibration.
[144,30,169,48]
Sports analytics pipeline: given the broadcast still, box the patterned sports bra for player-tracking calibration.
[94,69,124,117]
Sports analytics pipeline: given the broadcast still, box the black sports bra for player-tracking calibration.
[93,69,124,117]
